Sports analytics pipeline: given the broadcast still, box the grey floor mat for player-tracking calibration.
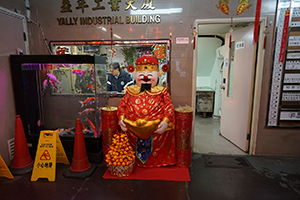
[203,155,253,168]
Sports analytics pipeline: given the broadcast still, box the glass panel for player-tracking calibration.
[20,61,106,138]
[50,40,170,90]
[227,41,235,98]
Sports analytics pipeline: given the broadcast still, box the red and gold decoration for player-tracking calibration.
[101,106,118,164]
[118,54,175,167]
[175,106,194,168]
[123,118,161,140]
[253,0,262,43]
[153,45,166,60]
[237,0,252,15]
[56,46,67,55]
[161,64,169,73]
[229,17,233,48]
[127,55,169,75]
[263,20,268,49]
[135,55,159,71]
[127,65,135,73]
[105,132,136,177]
[216,0,229,15]
[279,9,290,63]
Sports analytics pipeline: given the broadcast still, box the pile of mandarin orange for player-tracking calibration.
[105,133,135,166]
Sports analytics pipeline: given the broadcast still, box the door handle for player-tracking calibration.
[221,85,225,90]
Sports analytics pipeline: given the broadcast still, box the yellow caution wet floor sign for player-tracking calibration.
[0,155,14,179]
[55,132,70,165]
[31,131,69,181]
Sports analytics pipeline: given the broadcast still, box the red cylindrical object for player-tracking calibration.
[175,109,193,168]
[101,107,118,164]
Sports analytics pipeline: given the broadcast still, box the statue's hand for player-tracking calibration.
[119,120,128,132]
[156,121,168,134]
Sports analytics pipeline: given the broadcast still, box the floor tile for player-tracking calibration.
[194,116,247,155]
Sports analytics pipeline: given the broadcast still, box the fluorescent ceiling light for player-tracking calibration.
[97,26,107,32]
[113,34,121,39]
[130,8,182,15]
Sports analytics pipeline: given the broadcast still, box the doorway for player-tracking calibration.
[192,18,266,155]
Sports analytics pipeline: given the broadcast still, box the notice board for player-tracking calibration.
[267,1,300,127]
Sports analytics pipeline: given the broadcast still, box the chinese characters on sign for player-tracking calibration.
[58,0,161,25]
[61,0,156,13]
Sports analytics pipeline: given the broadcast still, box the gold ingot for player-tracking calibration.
[123,118,161,140]
[102,106,117,111]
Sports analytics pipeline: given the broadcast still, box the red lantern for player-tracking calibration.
[127,65,135,73]
[162,64,169,73]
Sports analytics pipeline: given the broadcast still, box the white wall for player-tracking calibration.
[0,7,27,164]
[197,37,223,88]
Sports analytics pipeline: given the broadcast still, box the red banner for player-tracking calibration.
[253,0,262,43]
[279,10,290,63]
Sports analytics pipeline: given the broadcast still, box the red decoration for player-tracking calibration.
[216,0,229,15]
[101,107,118,164]
[118,89,176,167]
[175,110,193,168]
[279,9,290,63]
[229,17,233,48]
[193,36,196,50]
[135,55,158,65]
[263,35,267,49]
[153,45,166,59]
[127,65,135,73]
[56,46,67,55]
[253,0,262,43]
[237,0,252,15]
[162,64,169,73]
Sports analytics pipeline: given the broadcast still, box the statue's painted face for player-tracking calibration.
[135,70,159,87]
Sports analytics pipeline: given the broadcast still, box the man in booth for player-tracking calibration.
[117,55,176,167]
[107,62,133,92]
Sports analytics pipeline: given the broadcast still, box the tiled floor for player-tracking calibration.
[193,115,247,155]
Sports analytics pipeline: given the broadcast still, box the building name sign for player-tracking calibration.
[58,0,161,25]
[57,15,160,25]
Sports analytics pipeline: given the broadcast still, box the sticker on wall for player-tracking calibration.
[236,41,245,50]
[216,0,229,15]
[176,37,189,44]
[225,58,229,67]
[237,0,252,15]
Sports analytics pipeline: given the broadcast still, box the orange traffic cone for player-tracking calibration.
[10,115,33,175]
[64,118,97,178]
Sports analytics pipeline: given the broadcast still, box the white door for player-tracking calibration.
[220,24,256,151]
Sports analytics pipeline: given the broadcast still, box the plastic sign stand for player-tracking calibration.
[31,131,69,182]
[0,155,14,179]
[55,132,70,165]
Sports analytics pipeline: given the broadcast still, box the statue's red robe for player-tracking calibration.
[117,85,176,167]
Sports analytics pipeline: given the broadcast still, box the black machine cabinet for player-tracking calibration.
[10,55,107,163]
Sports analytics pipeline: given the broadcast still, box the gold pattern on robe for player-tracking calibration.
[135,99,141,104]
[142,109,148,115]
[149,99,154,104]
